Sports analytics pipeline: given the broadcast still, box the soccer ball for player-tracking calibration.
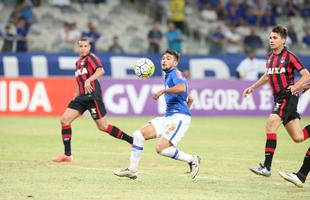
[134,58,155,78]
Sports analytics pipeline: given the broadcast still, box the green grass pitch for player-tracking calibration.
[0,116,309,200]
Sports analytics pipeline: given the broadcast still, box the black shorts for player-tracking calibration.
[68,97,107,120]
[272,89,300,125]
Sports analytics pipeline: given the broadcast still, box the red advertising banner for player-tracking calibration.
[0,78,75,116]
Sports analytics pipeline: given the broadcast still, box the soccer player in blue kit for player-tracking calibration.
[113,50,200,179]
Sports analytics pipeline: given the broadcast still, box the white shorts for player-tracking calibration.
[150,114,191,146]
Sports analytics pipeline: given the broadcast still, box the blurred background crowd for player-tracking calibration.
[0,0,309,55]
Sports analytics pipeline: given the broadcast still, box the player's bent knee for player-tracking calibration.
[292,136,303,143]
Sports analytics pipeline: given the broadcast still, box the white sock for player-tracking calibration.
[159,146,194,163]
[129,130,145,171]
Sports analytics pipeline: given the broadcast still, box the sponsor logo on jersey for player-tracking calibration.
[75,68,88,76]
[267,67,286,74]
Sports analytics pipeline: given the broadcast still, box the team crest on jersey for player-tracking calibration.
[280,59,285,64]
[75,68,88,76]
[167,123,177,133]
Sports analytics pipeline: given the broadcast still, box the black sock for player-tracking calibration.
[106,124,133,144]
[263,133,277,170]
[297,147,310,183]
[62,125,72,156]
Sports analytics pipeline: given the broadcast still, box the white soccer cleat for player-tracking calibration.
[249,163,271,177]
[190,155,201,179]
[279,171,304,188]
[113,168,138,180]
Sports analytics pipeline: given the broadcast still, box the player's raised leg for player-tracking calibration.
[95,116,133,145]
[53,108,80,162]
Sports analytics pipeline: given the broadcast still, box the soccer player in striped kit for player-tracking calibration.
[242,25,310,181]
[113,50,200,179]
[53,38,133,162]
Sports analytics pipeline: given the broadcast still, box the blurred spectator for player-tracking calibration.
[259,8,276,27]
[182,68,190,79]
[224,24,242,54]
[166,21,184,53]
[82,22,101,53]
[169,0,186,33]
[1,24,15,52]
[225,4,241,26]
[302,26,310,49]
[56,22,81,52]
[209,26,225,54]
[9,0,34,28]
[242,7,258,26]
[108,35,125,54]
[243,27,263,51]
[284,0,299,17]
[200,3,218,22]
[147,21,163,54]
[16,19,28,52]
[236,49,264,80]
[269,0,283,16]
[301,0,310,19]
[224,0,246,26]
[287,24,298,47]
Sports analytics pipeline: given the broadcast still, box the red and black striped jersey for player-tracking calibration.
[75,53,103,100]
[266,47,305,97]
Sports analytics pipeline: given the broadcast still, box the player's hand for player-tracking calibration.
[288,85,299,96]
[153,90,164,100]
[302,84,310,94]
[243,87,253,97]
[84,79,93,94]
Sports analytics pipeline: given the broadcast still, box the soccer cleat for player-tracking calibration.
[113,168,138,180]
[52,154,73,163]
[279,172,304,188]
[190,155,201,179]
[249,163,271,177]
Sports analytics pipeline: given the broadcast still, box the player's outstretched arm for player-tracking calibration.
[153,83,186,100]
[243,72,268,97]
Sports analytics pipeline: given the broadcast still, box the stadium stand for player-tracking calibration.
[0,0,309,55]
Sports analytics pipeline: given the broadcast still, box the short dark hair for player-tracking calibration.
[164,50,180,61]
[271,25,288,39]
[78,38,90,44]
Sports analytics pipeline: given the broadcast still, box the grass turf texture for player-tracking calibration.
[0,116,309,200]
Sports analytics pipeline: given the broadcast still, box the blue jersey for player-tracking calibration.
[164,68,191,116]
